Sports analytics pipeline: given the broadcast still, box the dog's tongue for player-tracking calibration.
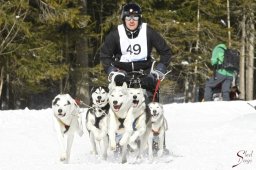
[133,100,139,107]
[114,104,121,111]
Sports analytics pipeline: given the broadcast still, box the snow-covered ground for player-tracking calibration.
[0,100,256,170]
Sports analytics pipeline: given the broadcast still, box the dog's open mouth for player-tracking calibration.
[96,99,105,104]
[113,104,122,111]
[132,100,139,107]
[58,113,66,117]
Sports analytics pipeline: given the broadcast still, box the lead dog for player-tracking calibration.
[86,86,109,160]
[128,87,148,158]
[52,94,83,163]
[147,102,168,161]
[108,82,134,163]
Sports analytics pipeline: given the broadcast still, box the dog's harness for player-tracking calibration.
[55,115,70,133]
[132,113,143,131]
[63,124,70,133]
[112,110,126,129]
[118,118,125,129]
[94,114,105,129]
[54,102,80,134]
[54,114,76,134]
[87,105,109,129]
[151,114,164,136]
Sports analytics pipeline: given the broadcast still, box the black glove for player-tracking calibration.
[114,74,126,86]
[151,63,167,80]
[156,63,167,74]
[108,71,126,86]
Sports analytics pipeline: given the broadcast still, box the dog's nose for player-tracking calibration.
[133,95,137,99]
[153,110,157,115]
[58,109,62,113]
[97,96,102,100]
[113,100,118,105]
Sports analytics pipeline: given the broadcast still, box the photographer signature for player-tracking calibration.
[232,150,253,168]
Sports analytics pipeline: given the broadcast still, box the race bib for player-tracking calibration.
[118,23,148,62]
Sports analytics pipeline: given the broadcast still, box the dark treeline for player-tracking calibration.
[0,0,255,109]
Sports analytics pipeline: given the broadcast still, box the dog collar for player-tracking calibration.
[54,115,71,134]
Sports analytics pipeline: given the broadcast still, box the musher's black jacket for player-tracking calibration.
[100,23,172,74]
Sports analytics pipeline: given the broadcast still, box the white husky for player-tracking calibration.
[108,82,134,163]
[128,87,148,158]
[147,102,168,161]
[52,94,83,163]
[86,86,109,160]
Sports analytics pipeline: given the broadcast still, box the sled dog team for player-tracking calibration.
[52,81,168,164]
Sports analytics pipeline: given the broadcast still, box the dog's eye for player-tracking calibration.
[102,92,105,94]
[119,95,123,97]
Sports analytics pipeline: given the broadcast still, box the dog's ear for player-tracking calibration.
[122,82,128,89]
[66,94,79,113]
[158,103,164,112]
[108,81,116,91]
[142,89,147,95]
[52,97,60,106]
[90,87,96,94]
[103,86,109,93]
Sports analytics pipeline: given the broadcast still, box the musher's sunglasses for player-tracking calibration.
[125,15,139,21]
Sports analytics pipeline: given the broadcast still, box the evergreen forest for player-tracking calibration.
[0,0,255,109]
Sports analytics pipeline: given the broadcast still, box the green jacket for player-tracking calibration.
[211,44,234,77]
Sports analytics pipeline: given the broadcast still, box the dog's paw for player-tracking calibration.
[110,141,116,151]
[129,141,138,150]
[95,133,106,141]
[78,129,84,137]
[95,136,101,141]
[129,135,137,143]
[119,136,129,146]
[148,155,154,162]
[157,149,164,157]
[90,150,98,155]
[60,153,67,162]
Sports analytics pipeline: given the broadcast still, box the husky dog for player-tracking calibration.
[52,94,83,163]
[147,102,168,160]
[86,86,109,160]
[108,82,134,163]
[128,87,148,157]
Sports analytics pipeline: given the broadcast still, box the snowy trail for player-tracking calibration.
[0,100,256,170]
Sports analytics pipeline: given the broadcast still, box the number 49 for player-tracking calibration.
[126,44,141,55]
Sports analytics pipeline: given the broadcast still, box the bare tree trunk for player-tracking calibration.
[73,0,90,104]
[239,12,246,100]
[192,60,198,102]
[0,67,4,98]
[191,0,200,102]
[227,0,231,47]
[246,11,255,100]
[195,0,200,51]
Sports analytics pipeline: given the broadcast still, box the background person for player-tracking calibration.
[204,43,235,101]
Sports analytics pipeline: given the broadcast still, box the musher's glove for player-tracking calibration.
[151,63,167,80]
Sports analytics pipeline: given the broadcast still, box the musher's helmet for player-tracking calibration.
[121,3,142,21]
